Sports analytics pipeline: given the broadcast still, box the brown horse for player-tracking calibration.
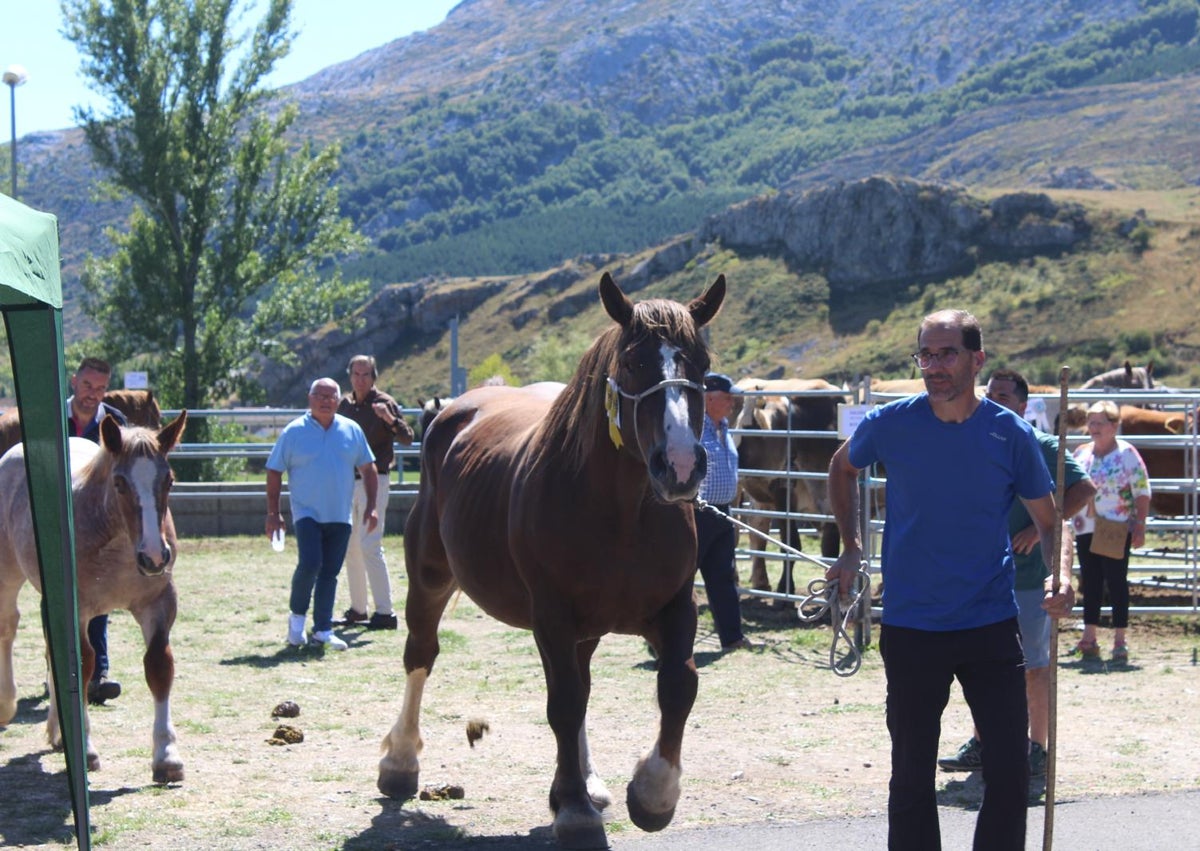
[0,412,187,783]
[0,389,162,456]
[379,272,725,848]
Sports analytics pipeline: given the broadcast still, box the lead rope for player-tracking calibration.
[694,498,870,676]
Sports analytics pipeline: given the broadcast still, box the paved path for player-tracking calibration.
[416,789,1200,849]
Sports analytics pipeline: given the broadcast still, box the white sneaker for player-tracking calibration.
[309,630,348,651]
[287,613,306,647]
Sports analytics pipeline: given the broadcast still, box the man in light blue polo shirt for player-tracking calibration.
[266,378,378,650]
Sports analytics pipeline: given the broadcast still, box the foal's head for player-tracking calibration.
[98,411,188,576]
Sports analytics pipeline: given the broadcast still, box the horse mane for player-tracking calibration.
[537,297,707,473]
[77,425,165,491]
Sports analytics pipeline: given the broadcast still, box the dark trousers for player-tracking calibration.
[87,614,109,681]
[1076,533,1131,628]
[289,518,353,633]
[881,619,1029,851]
[695,503,744,647]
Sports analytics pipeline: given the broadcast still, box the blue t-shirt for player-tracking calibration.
[848,395,1053,630]
[266,413,375,524]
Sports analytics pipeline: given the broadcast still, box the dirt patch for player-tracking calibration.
[1,539,1198,849]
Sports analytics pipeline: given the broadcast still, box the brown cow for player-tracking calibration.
[0,390,162,457]
[1059,403,1194,516]
[1110,405,1193,517]
[733,377,847,594]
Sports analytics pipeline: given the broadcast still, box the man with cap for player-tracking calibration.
[696,373,755,651]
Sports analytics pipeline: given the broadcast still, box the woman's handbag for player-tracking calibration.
[1091,515,1129,559]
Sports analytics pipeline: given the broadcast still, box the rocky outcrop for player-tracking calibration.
[256,276,510,403]
[700,176,1090,290]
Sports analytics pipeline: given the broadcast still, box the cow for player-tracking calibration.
[1106,405,1193,517]
[732,377,847,595]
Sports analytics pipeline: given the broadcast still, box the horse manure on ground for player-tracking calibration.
[420,783,466,801]
[466,717,490,748]
[271,700,300,718]
[267,724,304,745]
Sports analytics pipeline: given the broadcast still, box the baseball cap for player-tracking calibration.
[703,373,736,393]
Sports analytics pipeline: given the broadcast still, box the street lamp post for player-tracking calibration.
[3,64,28,200]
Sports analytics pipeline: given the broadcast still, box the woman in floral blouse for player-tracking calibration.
[1071,400,1151,662]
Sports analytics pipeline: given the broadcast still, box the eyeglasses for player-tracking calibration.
[911,348,966,370]
[309,391,339,401]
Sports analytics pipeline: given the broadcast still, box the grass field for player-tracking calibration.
[1,534,1198,849]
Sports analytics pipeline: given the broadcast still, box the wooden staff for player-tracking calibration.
[1043,365,1071,850]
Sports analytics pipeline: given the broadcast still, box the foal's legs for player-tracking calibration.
[627,581,698,833]
[0,577,21,725]
[43,613,100,771]
[134,587,184,783]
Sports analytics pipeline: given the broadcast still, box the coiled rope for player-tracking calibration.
[694,498,870,676]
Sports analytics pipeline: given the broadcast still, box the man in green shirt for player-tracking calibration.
[939,368,1096,776]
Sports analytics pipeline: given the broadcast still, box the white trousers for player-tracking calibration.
[344,476,393,616]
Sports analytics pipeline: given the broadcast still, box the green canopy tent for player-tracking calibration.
[0,193,90,849]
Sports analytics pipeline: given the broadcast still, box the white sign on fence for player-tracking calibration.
[124,371,149,389]
[838,403,870,439]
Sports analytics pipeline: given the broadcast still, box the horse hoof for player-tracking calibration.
[377,768,419,801]
[625,784,675,833]
[87,754,101,772]
[153,764,185,784]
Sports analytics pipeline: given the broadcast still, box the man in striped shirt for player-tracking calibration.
[695,373,755,652]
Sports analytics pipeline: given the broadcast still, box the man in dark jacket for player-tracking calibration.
[67,357,128,705]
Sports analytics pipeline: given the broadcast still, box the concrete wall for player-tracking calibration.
[171,482,418,537]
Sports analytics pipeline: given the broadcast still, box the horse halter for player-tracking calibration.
[605,376,704,452]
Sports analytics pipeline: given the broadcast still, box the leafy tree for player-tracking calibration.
[62,0,368,409]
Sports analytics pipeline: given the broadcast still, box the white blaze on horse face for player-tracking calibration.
[129,456,167,564]
[657,343,699,483]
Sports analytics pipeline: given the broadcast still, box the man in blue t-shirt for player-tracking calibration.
[266,378,378,651]
[827,310,1061,851]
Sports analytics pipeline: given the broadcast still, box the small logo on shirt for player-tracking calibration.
[989,431,1008,442]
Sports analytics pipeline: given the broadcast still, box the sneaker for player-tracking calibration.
[721,637,760,652]
[366,612,398,630]
[87,676,121,706]
[938,737,984,772]
[1069,639,1100,658]
[340,608,368,624]
[1111,643,1130,663]
[1029,741,1048,777]
[309,630,348,651]
[287,613,307,647]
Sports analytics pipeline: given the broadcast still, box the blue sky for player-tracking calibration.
[0,1,460,136]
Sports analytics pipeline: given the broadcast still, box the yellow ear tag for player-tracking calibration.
[605,377,624,450]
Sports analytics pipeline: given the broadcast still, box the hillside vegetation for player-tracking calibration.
[7,0,1200,402]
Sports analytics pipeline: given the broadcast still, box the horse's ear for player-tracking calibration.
[99,414,124,453]
[157,411,188,453]
[599,272,633,326]
[687,274,726,329]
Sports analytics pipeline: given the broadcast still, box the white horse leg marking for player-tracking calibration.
[152,697,184,782]
[629,743,681,817]
[130,456,168,567]
[657,343,699,484]
[381,668,426,775]
[578,719,613,809]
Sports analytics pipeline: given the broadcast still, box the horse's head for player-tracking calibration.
[601,272,726,502]
[100,411,188,576]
